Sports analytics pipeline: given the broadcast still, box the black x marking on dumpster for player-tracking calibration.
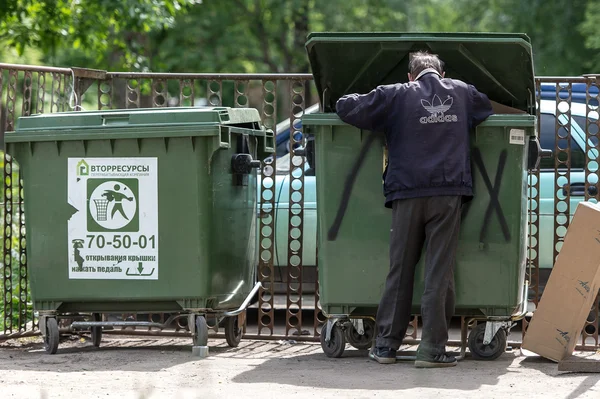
[471,147,511,243]
[328,137,512,244]
[328,131,379,241]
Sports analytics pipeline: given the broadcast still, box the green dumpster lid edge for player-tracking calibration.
[305,32,535,114]
[14,106,263,131]
[302,112,536,128]
[4,123,272,144]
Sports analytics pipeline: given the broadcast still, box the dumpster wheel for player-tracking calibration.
[224,316,243,348]
[44,318,59,355]
[468,322,507,360]
[320,323,346,358]
[91,313,102,347]
[345,319,376,350]
[194,316,209,347]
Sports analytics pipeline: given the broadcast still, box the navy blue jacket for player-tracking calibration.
[336,70,493,208]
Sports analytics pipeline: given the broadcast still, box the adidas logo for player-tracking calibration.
[419,94,458,125]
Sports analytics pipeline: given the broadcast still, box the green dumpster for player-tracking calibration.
[303,33,542,360]
[5,106,273,354]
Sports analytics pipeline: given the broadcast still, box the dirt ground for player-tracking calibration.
[1,335,600,399]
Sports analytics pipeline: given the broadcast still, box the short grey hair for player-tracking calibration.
[408,52,444,77]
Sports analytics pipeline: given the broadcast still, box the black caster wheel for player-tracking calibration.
[44,318,59,355]
[468,322,507,360]
[320,322,346,358]
[193,315,209,347]
[224,316,243,348]
[345,319,376,350]
[91,313,102,347]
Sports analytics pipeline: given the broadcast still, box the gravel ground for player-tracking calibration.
[1,335,599,399]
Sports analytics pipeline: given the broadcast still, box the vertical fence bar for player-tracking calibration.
[523,79,543,338]
[235,79,250,334]
[312,84,325,335]
[3,153,13,333]
[152,79,168,108]
[98,78,113,110]
[530,80,541,307]
[582,78,600,348]
[553,83,571,270]
[18,173,27,332]
[61,74,69,112]
[6,70,17,132]
[51,73,61,113]
[286,80,305,336]
[126,79,141,109]
[21,71,33,117]
[179,79,194,107]
[207,80,222,106]
[257,79,276,336]
[234,80,249,108]
[2,71,16,333]
[36,72,46,115]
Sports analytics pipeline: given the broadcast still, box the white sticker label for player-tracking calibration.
[68,158,158,280]
[509,128,525,145]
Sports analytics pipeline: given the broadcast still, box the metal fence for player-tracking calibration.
[0,62,599,350]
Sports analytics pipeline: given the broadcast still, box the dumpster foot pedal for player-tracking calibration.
[192,346,209,358]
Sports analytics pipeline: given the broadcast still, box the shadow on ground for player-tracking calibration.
[232,346,519,392]
[0,336,202,373]
[519,351,600,399]
[0,335,321,373]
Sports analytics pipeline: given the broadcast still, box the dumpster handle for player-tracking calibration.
[510,280,530,321]
[223,281,263,317]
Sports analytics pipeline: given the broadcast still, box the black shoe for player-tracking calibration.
[415,353,457,368]
[369,347,397,364]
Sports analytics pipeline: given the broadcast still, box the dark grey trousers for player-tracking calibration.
[375,196,462,356]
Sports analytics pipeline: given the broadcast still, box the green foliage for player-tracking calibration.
[490,0,594,76]
[579,0,600,72]
[153,0,315,73]
[148,0,600,76]
[0,0,197,69]
[0,0,598,75]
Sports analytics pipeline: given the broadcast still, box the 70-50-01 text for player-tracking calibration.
[86,234,156,249]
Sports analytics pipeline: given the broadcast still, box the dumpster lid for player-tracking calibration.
[305,32,535,114]
[14,106,262,131]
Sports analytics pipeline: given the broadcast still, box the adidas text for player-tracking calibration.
[420,113,458,124]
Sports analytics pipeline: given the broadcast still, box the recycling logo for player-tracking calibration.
[87,178,139,232]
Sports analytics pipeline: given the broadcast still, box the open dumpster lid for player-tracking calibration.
[305,32,535,114]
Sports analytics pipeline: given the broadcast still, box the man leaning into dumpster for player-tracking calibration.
[335,52,493,368]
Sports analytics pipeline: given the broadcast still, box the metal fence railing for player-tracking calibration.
[1,62,599,351]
